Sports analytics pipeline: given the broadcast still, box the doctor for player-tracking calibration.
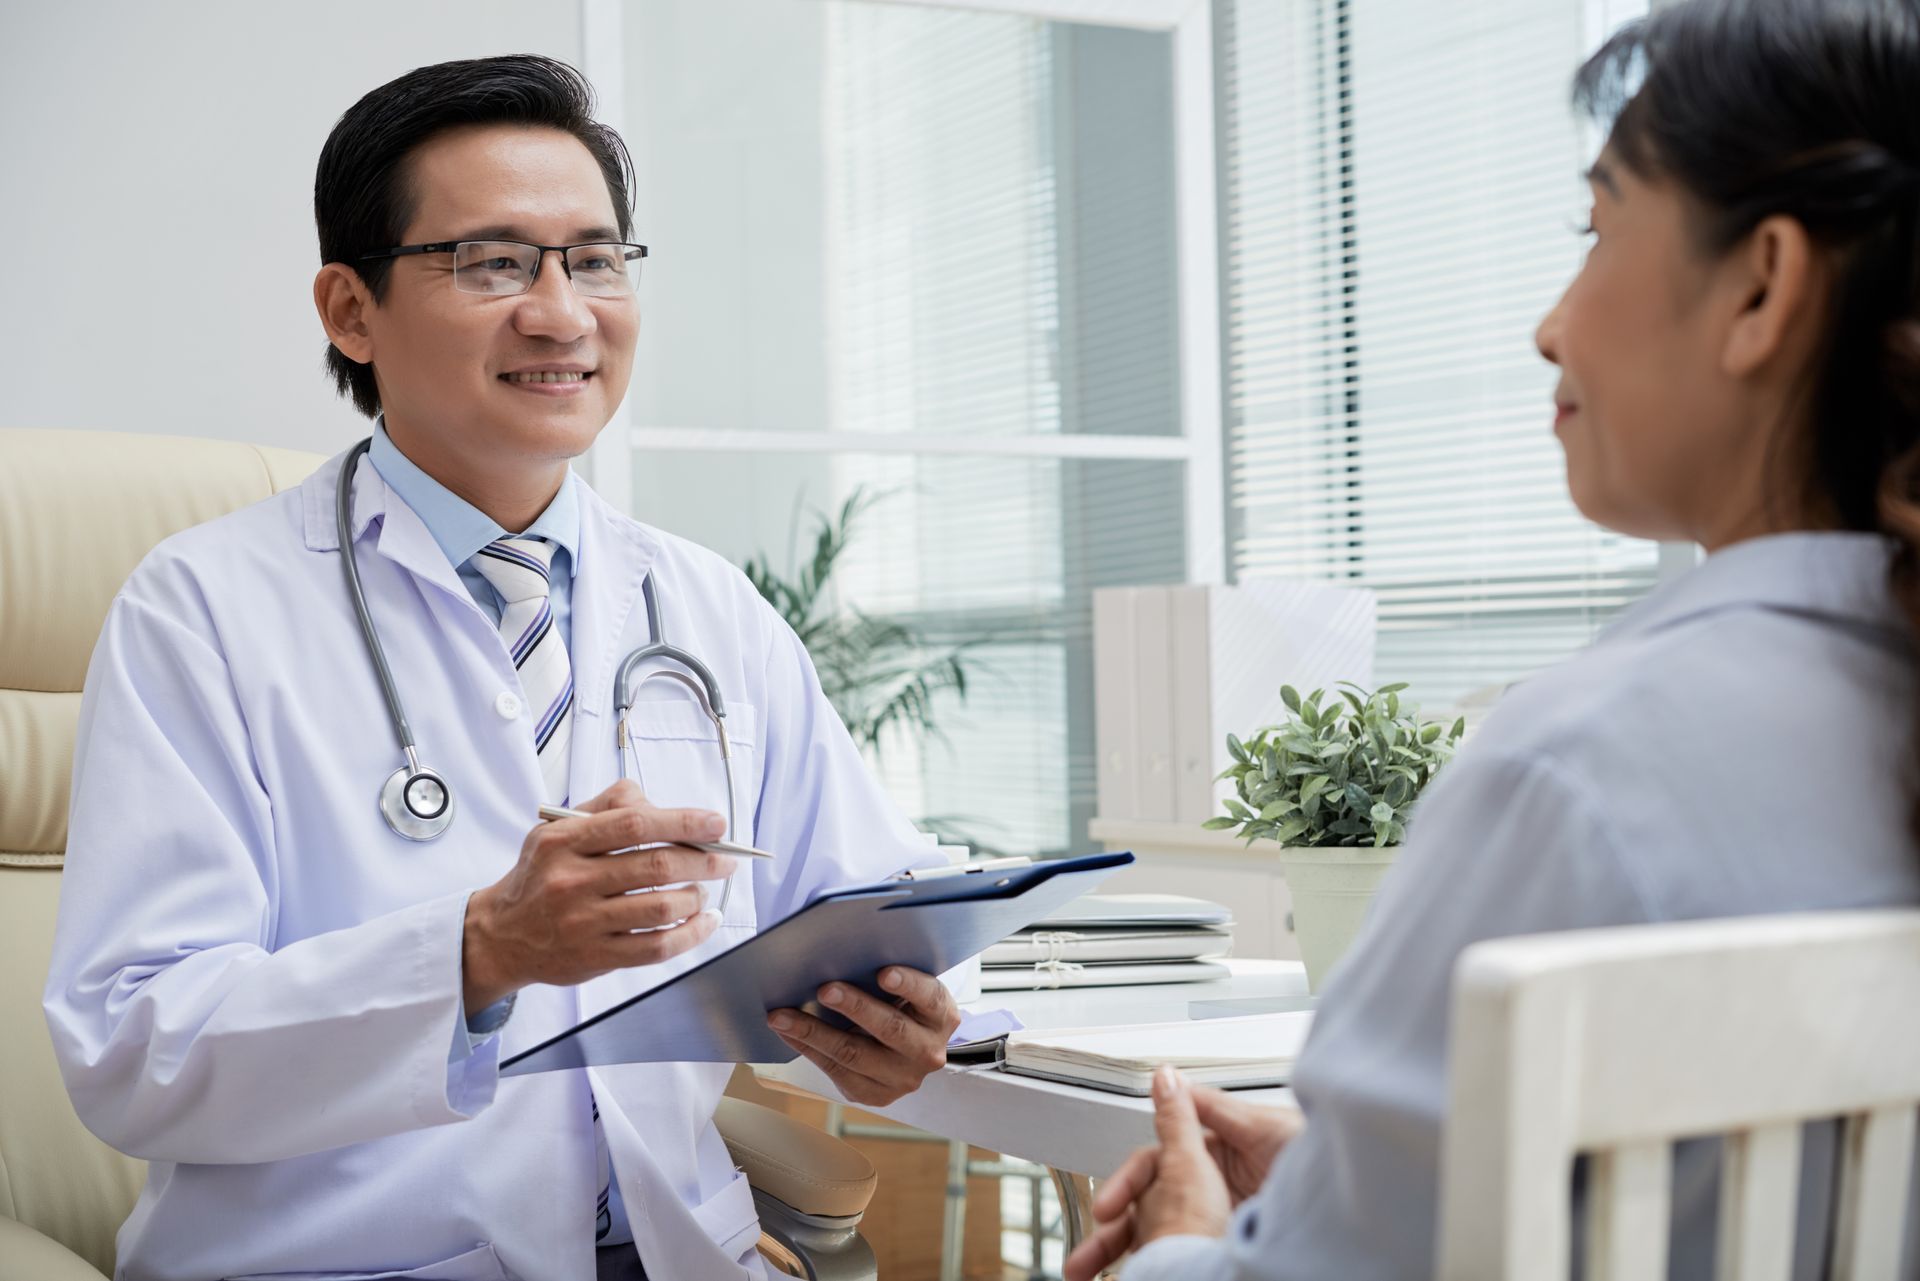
[44,54,958,1281]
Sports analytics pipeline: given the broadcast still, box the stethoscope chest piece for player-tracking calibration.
[381,763,455,842]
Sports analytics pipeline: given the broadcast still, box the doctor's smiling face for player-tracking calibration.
[313,57,641,528]
[317,125,637,520]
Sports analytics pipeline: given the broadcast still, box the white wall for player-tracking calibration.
[0,1,582,455]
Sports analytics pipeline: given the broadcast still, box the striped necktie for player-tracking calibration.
[472,537,573,805]
[472,536,613,1244]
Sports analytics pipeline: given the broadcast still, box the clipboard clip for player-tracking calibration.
[890,855,1034,882]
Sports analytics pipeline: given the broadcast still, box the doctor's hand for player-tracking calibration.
[1064,1067,1237,1281]
[766,965,962,1108]
[461,780,737,1011]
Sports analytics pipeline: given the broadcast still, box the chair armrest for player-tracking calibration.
[0,1217,109,1281]
[713,1096,877,1220]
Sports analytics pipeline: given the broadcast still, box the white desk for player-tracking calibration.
[756,959,1307,1247]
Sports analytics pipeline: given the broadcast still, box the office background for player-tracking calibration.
[1,0,1664,862]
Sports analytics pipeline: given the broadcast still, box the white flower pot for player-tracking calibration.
[1275,845,1399,993]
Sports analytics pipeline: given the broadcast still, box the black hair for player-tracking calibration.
[313,54,635,418]
[1575,0,1920,833]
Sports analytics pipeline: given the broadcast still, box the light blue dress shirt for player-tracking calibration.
[369,419,579,649]
[367,426,636,1245]
[368,418,577,1050]
[1125,532,1920,1280]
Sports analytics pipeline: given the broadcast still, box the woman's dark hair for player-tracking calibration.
[313,54,636,418]
[1576,0,1920,831]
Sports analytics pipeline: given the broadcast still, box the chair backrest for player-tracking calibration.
[0,428,322,1273]
[1437,911,1920,1281]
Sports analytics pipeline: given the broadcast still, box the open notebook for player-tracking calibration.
[1000,1010,1313,1096]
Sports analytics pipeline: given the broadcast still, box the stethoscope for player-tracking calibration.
[335,438,739,849]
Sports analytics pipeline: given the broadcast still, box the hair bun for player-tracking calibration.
[1889,316,1920,416]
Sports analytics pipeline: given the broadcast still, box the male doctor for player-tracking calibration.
[44,54,958,1281]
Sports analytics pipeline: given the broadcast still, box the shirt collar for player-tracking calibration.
[1605,531,1906,643]
[368,417,580,575]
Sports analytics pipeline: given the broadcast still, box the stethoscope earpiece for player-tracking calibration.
[338,438,738,855]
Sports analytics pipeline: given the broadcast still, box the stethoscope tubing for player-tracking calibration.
[338,439,742,887]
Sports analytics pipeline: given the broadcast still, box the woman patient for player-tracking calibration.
[1070,1,1920,1277]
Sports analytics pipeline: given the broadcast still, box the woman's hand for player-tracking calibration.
[1192,1085,1303,1205]
[1064,1067,1235,1281]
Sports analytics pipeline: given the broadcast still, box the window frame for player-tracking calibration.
[575,0,1228,586]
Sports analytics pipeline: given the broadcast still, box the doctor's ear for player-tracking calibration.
[314,263,377,366]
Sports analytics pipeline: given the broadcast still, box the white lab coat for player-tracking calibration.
[44,447,928,1281]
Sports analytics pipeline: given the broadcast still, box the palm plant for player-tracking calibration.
[742,488,973,756]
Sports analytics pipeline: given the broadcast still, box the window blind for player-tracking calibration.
[1218,0,1659,710]
[620,0,1186,857]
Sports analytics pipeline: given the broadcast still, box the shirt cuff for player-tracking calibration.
[450,991,516,1061]
[1123,1233,1229,1280]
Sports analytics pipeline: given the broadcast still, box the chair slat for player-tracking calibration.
[1833,1105,1917,1281]
[1586,1140,1671,1281]
[1715,1123,1801,1281]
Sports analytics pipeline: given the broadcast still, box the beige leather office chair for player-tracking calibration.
[0,428,877,1280]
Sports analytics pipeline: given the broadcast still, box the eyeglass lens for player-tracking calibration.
[452,241,641,297]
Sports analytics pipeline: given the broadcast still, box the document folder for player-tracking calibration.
[500,850,1135,1075]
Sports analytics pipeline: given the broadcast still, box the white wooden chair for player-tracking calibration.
[1438,910,1920,1281]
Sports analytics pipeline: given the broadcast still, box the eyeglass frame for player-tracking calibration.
[356,239,650,296]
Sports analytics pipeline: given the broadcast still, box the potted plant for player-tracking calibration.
[1205,683,1464,991]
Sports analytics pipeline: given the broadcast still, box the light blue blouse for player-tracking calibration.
[1126,532,1920,1280]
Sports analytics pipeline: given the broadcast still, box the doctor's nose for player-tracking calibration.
[514,249,598,344]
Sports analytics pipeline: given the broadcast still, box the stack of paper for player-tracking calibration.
[1001,1010,1313,1095]
[981,894,1235,991]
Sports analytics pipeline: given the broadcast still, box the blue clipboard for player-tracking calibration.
[500,850,1134,1075]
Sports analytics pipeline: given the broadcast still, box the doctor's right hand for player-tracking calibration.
[460,780,736,1011]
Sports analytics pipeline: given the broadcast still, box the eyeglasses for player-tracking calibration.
[358,240,648,297]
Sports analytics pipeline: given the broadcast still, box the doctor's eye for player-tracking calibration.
[453,243,538,295]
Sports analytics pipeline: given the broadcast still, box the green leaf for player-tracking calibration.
[1224,799,1252,820]
[1300,774,1331,805]
[1377,682,1410,694]
[1274,816,1311,843]
[1420,722,1443,744]
[1344,781,1373,813]
[1258,800,1296,821]
[1340,688,1365,716]
[1201,816,1238,831]
[1227,733,1248,764]
[1451,716,1468,740]
[1299,699,1320,730]
[1369,801,1395,823]
[1280,685,1301,713]
[1386,690,1400,718]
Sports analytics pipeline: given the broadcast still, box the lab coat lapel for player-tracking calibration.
[300,444,477,612]
[566,481,661,808]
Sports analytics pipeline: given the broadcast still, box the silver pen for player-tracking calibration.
[537,803,777,860]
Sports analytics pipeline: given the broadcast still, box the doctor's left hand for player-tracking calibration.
[767,965,962,1107]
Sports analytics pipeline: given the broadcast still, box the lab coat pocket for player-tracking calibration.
[622,698,760,932]
[692,1167,764,1260]
[225,1240,516,1280]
